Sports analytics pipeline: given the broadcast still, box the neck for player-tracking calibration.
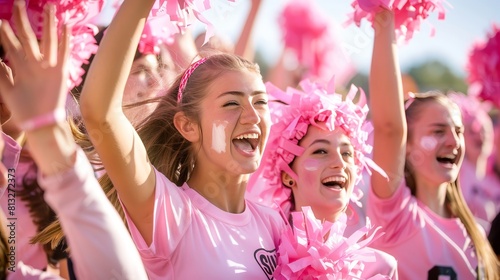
[415,181,451,218]
[188,166,248,213]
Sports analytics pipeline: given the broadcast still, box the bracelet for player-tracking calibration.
[19,108,67,132]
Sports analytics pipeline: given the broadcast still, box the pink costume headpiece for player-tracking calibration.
[177,57,208,104]
[246,78,386,213]
[345,0,450,43]
[466,24,500,109]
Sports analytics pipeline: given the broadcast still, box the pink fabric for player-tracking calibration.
[274,207,397,279]
[0,132,20,197]
[37,148,148,279]
[1,155,48,271]
[367,183,480,279]
[122,168,287,279]
[7,262,61,280]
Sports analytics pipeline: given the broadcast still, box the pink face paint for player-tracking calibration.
[420,136,438,151]
[212,121,228,153]
[303,159,320,171]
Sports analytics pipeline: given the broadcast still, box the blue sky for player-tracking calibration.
[95,0,500,76]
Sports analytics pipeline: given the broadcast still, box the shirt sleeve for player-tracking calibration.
[37,148,148,280]
[122,169,192,261]
[0,132,21,198]
[366,182,423,245]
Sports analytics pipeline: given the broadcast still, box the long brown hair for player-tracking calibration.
[33,53,262,248]
[404,91,499,279]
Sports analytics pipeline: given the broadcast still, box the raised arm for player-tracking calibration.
[0,3,147,278]
[78,0,157,241]
[369,10,406,198]
[234,0,262,61]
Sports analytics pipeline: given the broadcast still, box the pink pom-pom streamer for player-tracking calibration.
[273,207,388,279]
[279,0,355,85]
[466,25,500,109]
[346,0,450,43]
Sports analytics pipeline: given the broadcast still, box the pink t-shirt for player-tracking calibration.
[123,169,287,279]
[1,133,48,270]
[367,183,480,279]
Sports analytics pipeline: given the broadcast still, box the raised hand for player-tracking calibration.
[0,1,70,129]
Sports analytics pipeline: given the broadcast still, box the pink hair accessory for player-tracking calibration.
[19,108,67,132]
[274,206,387,279]
[177,57,208,104]
[246,77,387,214]
[346,0,450,43]
[279,0,355,85]
[404,91,415,110]
[466,24,500,108]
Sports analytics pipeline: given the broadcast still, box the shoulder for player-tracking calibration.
[246,199,287,226]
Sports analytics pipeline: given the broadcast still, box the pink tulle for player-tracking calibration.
[346,0,450,43]
[279,0,355,85]
[274,207,388,280]
[466,25,500,109]
[246,77,386,214]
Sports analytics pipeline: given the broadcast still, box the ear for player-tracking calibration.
[173,111,200,143]
[281,171,295,189]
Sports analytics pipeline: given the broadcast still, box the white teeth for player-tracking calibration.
[235,133,259,140]
[322,176,346,184]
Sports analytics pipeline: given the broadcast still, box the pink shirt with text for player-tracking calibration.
[123,168,287,280]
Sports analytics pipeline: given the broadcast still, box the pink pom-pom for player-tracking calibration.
[466,25,500,108]
[273,207,387,279]
[67,24,99,89]
[279,0,355,85]
[0,0,15,20]
[347,0,450,43]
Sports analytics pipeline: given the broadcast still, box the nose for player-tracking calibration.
[239,102,261,125]
[446,129,461,149]
[329,152,347,171]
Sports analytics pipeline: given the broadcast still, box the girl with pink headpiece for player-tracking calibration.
[245,7,398,280]
[365,7,499,279]
[0,2,147,278]
[73,0,287,279]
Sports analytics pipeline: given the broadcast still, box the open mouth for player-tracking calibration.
[232,133,260,153]
[321,176,347,190]
[436,154,458,166]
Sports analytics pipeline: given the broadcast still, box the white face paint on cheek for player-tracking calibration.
[211,121,228,153]
[303,159,320,171]
[420,136,438,151]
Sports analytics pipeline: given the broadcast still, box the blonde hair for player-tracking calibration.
[404,91,499,279]
[33,53,262,249]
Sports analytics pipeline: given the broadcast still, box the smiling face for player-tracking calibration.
[406,99,465,189]
[193,69,270,176]
[286,124,356,221]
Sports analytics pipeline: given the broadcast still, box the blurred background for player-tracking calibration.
[93,0,500,95]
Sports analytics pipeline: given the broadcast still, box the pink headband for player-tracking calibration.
[177,57,208,104]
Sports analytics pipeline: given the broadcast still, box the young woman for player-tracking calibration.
[367,9,499,279]
[77,0,287,279]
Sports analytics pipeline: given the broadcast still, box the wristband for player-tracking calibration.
[19,108,67,132]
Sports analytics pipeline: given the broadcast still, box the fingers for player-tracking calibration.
[0,20,23,68]
[40,3,57,66]
[57,25,71,80]
[12,1,40,61]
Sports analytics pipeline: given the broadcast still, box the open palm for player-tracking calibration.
[0,1,70,128]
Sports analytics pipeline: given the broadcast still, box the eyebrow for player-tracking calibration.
[309,139,353,148]
[429,123,463,128]
[217,91,267,99]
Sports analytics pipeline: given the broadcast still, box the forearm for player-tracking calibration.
[234,0,262,61]
[80,0,156,122]
[25,123,77,177]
